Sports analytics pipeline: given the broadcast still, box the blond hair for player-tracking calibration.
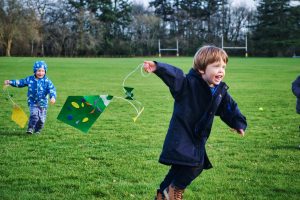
[193,45,228,71]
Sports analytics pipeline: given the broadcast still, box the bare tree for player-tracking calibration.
[129,3,160,56]
[0,0,24,56]
[25,0,53,56]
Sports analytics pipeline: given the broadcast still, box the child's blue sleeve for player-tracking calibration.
[47,80,56,99]
[154,62,187,99]
[9,77,29,88]
[216,92,247,131]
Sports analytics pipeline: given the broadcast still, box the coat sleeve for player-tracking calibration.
[9,77,29,88]
[292,76,300,98]
[47,79,56,99]
[154,62,187,100]
[216,92,247,131]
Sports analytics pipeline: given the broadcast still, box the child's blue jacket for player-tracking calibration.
[292,76,300,114]
[9,75,56,108]
[154,62,247,169]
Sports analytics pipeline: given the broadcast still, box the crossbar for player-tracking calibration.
[159,39,179,57]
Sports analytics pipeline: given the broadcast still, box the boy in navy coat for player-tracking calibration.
[292,76,300,132]
[144,45,247,200]
[292,76,300,115]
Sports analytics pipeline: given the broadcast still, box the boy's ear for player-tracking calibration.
[198,69,205,74]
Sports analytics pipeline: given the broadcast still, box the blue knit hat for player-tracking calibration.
[33,61,48,73]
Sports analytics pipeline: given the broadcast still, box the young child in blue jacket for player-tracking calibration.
[144,45,247,200]
[4,61,56,134]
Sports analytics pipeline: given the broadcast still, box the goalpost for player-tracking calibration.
[293,48,300,58]
[158,39,179,57]
[293,53,300,58]
[221,35,248,57]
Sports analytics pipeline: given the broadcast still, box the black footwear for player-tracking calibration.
[26,129,33,134]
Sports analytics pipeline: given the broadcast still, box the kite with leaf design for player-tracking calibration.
[57,95,113,133]
[57,63,149,133]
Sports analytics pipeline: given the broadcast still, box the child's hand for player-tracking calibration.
[143,61,157,73]
[4,80,10,86]
[230,128,245,137]
[50,97,56,105]
[236,129,245,137]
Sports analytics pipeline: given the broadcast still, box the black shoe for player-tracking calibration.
[26,129,33,134]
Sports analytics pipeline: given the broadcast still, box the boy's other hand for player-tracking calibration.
[143,61,156,73]
[236,129,245,137]
[50,97,56,105]
[230,128,245,137]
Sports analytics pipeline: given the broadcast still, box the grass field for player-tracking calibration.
[0,57,299,200]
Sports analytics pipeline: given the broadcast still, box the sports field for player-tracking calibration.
[0,57,299,199]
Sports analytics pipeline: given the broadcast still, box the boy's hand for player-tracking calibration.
[50,97,56,105]
[143,61,157,73]
[236,129,245,137]
[4,80,10,85]
[230,128,245,137]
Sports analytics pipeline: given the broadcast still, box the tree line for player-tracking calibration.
[0,0,299,57]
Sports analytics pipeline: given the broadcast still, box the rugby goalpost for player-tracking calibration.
[221,35,248,57]
[158,39,179,57]
[293,53,300,58]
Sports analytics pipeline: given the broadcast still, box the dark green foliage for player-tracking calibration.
[251,0,300,56]
[0,0,299,56]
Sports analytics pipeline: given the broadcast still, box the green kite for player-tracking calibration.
[57,95,113,133]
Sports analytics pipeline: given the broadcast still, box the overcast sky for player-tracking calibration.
[133,0,257,9]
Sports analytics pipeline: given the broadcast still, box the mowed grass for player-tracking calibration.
[0,57,299,200]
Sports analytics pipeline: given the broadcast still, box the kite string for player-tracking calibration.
[122,63,150,91]
[113,96,139,114]
[118,63,149,121]
[2,86,17,106]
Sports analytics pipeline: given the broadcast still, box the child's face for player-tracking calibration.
[35,68,45,79]
[199,60,226,87]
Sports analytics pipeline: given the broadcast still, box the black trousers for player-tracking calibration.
[159,164,204,191]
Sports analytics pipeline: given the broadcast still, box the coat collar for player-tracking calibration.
[188,68,228,92]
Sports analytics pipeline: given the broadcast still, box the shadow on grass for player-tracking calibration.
[0,131,29,137]
[271,145,300,150]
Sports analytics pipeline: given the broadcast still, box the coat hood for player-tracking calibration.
[33,61,48,74]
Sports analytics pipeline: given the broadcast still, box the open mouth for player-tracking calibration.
[215,75,223,82]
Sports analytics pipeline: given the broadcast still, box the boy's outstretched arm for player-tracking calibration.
[217,92,247,136]
[143,61,186,100]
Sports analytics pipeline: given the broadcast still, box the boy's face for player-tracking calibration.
[35,68,46,79]
[199,60,226,87]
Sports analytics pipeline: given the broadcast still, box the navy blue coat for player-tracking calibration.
[292,76,300,114]
[154,62,247,169]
